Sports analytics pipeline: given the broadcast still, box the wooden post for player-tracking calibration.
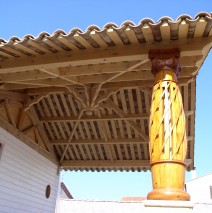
[147,48,190,201]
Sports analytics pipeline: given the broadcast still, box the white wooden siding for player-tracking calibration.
[0,127,59,213]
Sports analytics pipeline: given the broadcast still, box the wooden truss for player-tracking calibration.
[0,14,211,171]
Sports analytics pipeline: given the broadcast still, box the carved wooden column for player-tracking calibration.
[147,48,190,201]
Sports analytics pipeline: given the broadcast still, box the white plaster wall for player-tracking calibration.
[186,174,212,203]
[59,199,145,213]
[60,188,70,199]
[0,127,59,213]
[58,199,212,213]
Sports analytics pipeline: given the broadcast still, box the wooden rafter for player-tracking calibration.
[0,37,209,73]
[102,99,148,141]
[0,76,194,91]
[22,125,35,135]
[0,115,58,164]
[59,110,84,163]
[0,90,26,102]
[24,87,86,112]
[50,138,149,145]
[0,69,56,82]
[39,112,151,122]
[60,158,192,171]
[0,65,196,88]
[4,100,16,127]
[0,62,136,82]
[93,89,119,107]
[24,93,50,111]
[90,59,150,107]
[97,111,114,162]
[27,87,67,95]
[61,160,150,168]
[59,61,138,76]
[27,107,57,159]
[39,68,84,86]
[65,86,87,108]
[17,107,26,130]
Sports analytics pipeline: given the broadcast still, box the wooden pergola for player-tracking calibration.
[0,12,212,198]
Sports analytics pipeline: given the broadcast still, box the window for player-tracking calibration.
[45,185,51,199]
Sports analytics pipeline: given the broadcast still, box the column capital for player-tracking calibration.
[148,48,181,76]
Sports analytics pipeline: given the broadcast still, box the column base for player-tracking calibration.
[143,200,194,213]
[147,188,190,201]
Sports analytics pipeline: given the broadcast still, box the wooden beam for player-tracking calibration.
[82,67,196,84]
[48,134,194,146]
[102,79,155,90]
[0,90,26,102]
[39,68,84,86]
[1,61,137,82]
[51,138,148,145]
[0,116,58,164]
[61,159,150,168]
[24,93,50,111]
[97,112,115,162]
[2,78,71,87]
[94,89,119,107]
[102,77,194,90]
[0,76,194,91]
[25,86,86,110]
[0,83,48,90]
[27,87,67,95]
[0,64,197,84]
[4,100,16,127]
[61,158,192,170]
[27,107,57,158]
[17,107,26,130]
[0,69,56,82]
[59,61,138,76]
[103,100,148,141]
[22,125,35,134]
[1,69,196,87]
[91,60,149,107]
[59,110,84,163]
[40,113,150,122]
[0,37,210,73]
[65,86,87,108]
[27,85,147,96]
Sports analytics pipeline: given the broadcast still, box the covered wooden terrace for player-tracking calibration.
[0,12,211,172]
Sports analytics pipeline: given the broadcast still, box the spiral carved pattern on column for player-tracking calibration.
[149,78,187,164]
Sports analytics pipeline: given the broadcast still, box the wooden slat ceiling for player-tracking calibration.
[0,12,211,171]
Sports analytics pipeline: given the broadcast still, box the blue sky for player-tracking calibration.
[1,0,212,200]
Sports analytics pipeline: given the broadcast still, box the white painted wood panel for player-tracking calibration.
[0,127,59,213]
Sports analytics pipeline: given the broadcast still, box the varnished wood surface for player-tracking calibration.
[148,69,190,200]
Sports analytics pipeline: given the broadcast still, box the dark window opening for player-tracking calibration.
[45,185,51,199]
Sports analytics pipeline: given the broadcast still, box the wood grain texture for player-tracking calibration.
[147,49,190,201]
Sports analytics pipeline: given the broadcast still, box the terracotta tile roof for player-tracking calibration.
[0,12,211,60]
[121,196,146,201]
